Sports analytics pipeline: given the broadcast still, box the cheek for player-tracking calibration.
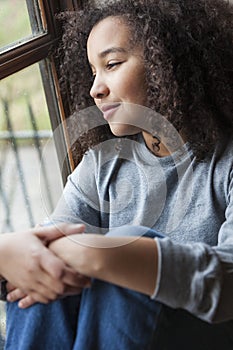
[124,71,146,104]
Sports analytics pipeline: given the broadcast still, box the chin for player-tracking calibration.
[109,123,141,137]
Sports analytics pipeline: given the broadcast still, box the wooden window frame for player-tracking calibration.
[0,0,84,79]
[0,0,84,183]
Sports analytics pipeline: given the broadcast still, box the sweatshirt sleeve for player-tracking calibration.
[152,169,233,324]
[50,150,102,233]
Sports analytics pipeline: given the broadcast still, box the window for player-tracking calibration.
[0,0,83,346]
[0,0,45,52]
[0,1,77,178]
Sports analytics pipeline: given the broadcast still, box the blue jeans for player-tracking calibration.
[5,226,233,350]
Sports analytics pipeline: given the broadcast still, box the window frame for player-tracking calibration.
[0,0,84,183]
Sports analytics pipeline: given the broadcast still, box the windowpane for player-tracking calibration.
[0,0,46,52]
[0,62,63,233]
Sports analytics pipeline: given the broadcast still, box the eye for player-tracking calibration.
[106,61,122,70]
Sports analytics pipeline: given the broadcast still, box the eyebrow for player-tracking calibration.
[88,47,128,69]
[99,47,127,58]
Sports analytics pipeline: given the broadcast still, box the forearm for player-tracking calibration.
[50,234,158,296]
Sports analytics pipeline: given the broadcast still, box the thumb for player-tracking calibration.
[34,223,86,244]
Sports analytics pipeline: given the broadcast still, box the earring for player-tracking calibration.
[152,135,161,153]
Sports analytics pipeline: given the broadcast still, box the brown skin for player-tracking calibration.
[7,230,159,306]
[1,224,91,308]
[49,233,158,297]
[88,17,147,137]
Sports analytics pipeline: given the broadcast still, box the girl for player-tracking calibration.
[6,0,233,349]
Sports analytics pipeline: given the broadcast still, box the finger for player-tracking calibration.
[31,268,90,299]
[6,281,16,293]
[24,289,52,304]
[62,269,92,288]
[31,272,65,299]
[7,288,27,302]
[18,267,65,300]
[18,293,51,309]
[39,247,67,280]
[35,223,86,244]
[18,295,37,309]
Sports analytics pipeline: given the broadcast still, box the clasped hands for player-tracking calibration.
[1,223,90,309]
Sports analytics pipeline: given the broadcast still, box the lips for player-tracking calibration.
[99,103,121,120]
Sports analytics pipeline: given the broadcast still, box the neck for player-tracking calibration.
[142,131,186,157]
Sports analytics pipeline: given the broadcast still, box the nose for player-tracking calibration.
[90,75,109,100]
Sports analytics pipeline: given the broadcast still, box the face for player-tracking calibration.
[87,16,147,136]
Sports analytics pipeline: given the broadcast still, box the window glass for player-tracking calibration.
[0,63,63,233]
[0,0,46,52]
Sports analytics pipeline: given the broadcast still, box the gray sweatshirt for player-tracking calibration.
[52,134,233,324]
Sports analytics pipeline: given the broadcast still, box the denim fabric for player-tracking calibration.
[6,295,80,350]
[5,226,233,349]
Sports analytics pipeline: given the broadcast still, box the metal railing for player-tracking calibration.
[0,97,57,232]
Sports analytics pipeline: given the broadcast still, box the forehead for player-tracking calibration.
[87,16,131,59]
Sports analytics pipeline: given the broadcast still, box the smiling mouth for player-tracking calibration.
[100,103,121,120]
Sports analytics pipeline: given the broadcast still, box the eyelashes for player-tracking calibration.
[106,61,123,70]
[91,61,124,80]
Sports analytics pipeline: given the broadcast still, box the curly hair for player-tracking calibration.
[56,0,233,163]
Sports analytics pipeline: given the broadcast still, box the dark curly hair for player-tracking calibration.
[56,0,233,164]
